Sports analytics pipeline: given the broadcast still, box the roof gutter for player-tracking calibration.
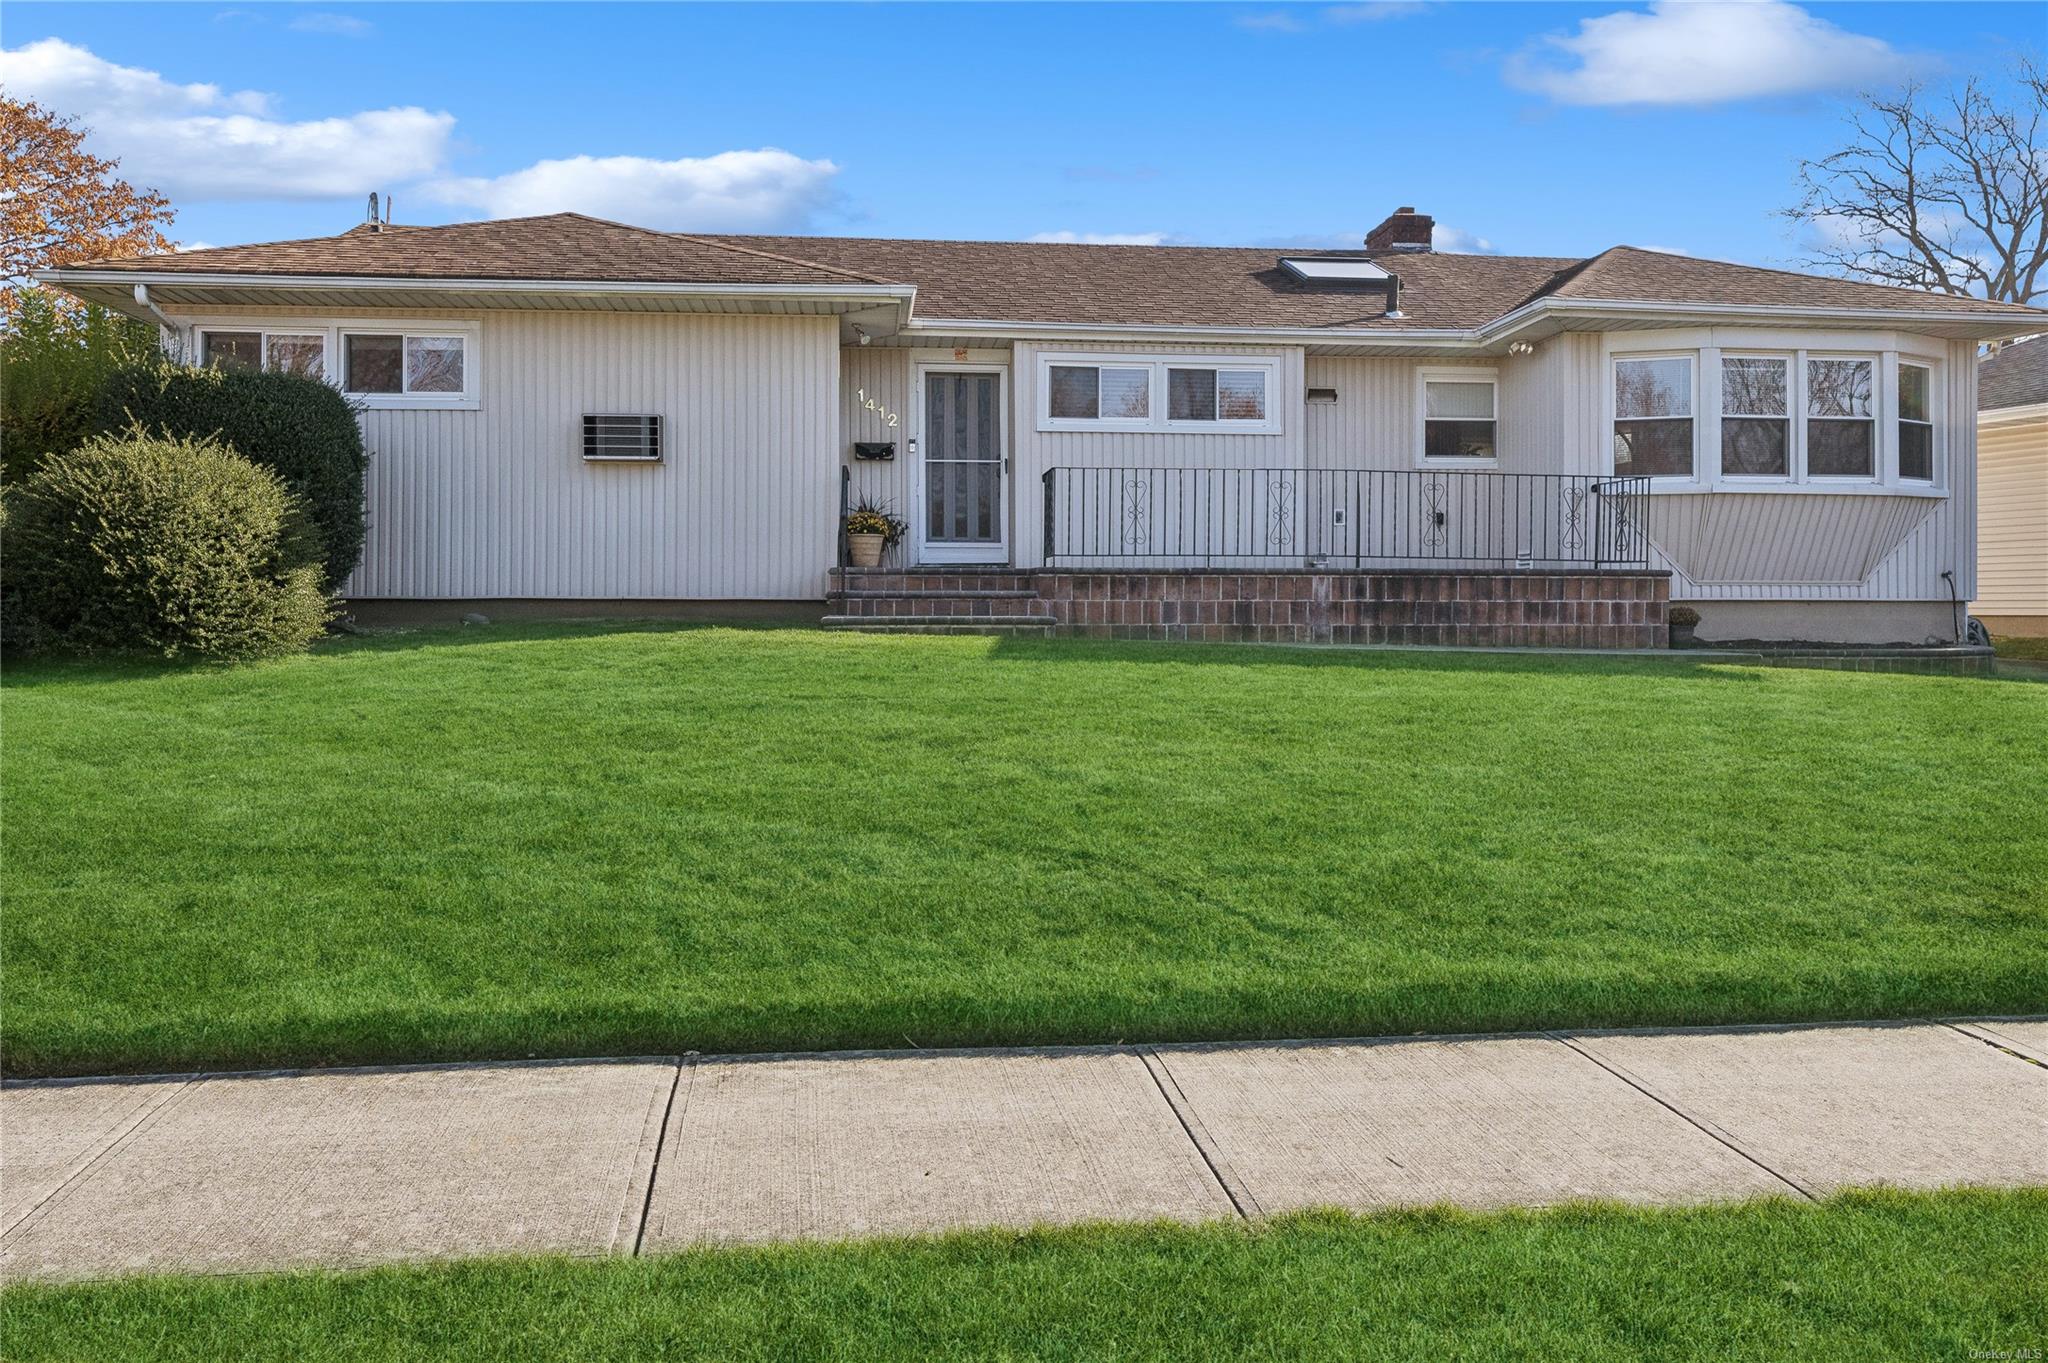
[36,267,916,308]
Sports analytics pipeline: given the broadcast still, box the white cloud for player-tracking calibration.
[173,239,220,252]
[0,38,452,199]
[1634,243,1695,257]
[1324,2,1430,23]
[1028,230,1176,246]
[425,150,841,232]
[1506,1,1915,107]
[289,13,374,37]
[1236,11,1307,32]
[1431,225,1497,254]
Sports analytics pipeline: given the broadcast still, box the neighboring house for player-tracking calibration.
[41,205,2047,647]
[1973,336,2048,638]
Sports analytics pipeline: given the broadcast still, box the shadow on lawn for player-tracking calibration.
[9,617,2037,689]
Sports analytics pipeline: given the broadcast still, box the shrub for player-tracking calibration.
[97,361,367,588]
[1668,605,1702,627]
[3,429,330,659]
[0,292,160,483]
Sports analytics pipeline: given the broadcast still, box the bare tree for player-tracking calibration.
[1785,59,2047,305]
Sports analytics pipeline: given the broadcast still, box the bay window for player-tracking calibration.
[1806,357,1875,478]
[1613,356,1695,478]
[1719,356,1790,477]
[1898,362,1935,481]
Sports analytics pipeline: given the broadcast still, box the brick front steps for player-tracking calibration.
[827,568,1670,649]
[824,568,1056,636]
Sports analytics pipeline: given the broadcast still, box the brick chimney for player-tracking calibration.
[1366,206,1433,253]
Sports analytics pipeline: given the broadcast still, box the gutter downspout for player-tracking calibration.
[132,284,186,359]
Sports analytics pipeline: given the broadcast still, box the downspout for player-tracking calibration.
[132,284,187,359]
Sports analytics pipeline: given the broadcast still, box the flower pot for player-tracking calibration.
[1669,622,1697,647]
[848,532,885,568]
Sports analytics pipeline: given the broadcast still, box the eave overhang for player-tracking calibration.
[33,268,918,337]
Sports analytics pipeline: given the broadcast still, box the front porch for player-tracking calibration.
[831,466,1669,646]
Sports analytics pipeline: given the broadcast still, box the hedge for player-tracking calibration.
[97,362,368,589]
[3,430,330,659]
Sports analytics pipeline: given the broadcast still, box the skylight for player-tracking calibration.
[1280,257,1391,283]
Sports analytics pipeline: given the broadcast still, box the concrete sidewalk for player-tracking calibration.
[4,1019,2043,1283]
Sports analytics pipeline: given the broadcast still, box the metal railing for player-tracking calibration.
[1042,467,1651,569]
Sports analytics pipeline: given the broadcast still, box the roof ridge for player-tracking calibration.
[549,212,897,287]
[1508,248,1611,310]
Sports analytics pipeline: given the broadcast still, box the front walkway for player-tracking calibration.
[4,1019,2043,1283]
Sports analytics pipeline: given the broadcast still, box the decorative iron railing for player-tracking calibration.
[1041,467,1651,569]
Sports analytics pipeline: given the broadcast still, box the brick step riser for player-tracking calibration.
[830,572,1035,595]
[823,621,1056,637]
[828,598,1054,619]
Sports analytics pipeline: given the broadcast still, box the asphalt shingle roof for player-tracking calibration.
[1979,334,2048,410]
[63,212,2047,333]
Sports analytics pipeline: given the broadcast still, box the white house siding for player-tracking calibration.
[1012,341,1306,569]
[1972,408,2048,627]
[167,307,842,599]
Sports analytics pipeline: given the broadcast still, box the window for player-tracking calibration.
[1613,356,1694,477]
[344,332,466,397]
[1806,357,1874,478]
[1048,364,1148,421]
[201,329,324,379]
[1720,356,1789,477]
[1421,376,1497,460]
[583,414,661,462]
[1168,366,1267,423]
[1037,355,1279,433]
[1899,362,1934,481]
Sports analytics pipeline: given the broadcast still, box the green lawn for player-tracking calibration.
[5,623,2045,1077]
[4,1191,2042,1362]
[1995,635,2048,661]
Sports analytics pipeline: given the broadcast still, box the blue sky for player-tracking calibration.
[3,1,2039,265]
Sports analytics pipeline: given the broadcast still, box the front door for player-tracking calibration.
[919,370,1006,564]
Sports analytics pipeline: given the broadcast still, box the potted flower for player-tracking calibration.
[844,496,907,568]
[1668,604,1701,647]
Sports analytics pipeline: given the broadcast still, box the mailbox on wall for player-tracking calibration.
[853,442,896,461]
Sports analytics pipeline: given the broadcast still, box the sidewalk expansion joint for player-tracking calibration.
[1545,1032,1817,1203]
[1939,1021,2048,1069]
[1138,1048,1263,1222]
[631,1058,692,1258]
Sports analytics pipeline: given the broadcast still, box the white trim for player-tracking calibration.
[1032,352,1281,434]
[911,361,1011,566]
[1414,365,1500,468]
[38,268,913,304]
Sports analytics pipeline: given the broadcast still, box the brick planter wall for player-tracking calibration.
[1035,570,1670,648]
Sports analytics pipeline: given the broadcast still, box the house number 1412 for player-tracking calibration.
[856,388,900,428]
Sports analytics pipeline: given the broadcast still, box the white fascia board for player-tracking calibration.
[912,297,2047,349]
[904,317,1477,346]
[1486,296,2048,342]
[35,267,915,308]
